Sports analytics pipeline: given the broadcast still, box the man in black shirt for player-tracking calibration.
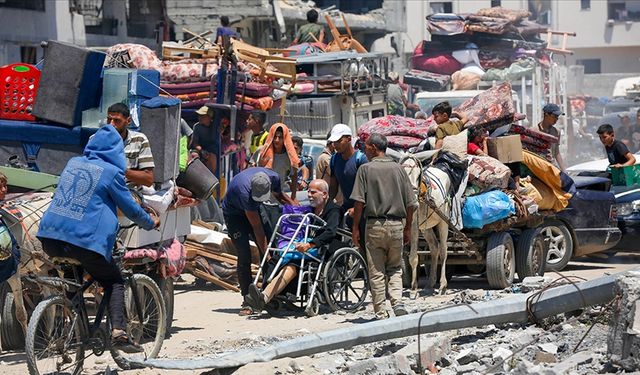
[245,179,340,313]
[597,123,636,168]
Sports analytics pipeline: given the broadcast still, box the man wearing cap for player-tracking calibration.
[387,72,420,117]
[539,104,567,171]
[328,124,367,221]
[191,106,218,174]
[221,167,296,316]
[351,133,417,319]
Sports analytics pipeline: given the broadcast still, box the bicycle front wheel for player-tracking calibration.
[25,295,85,375]
[111,273,166,370]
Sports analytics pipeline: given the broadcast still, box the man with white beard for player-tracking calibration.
[245,179,341,313]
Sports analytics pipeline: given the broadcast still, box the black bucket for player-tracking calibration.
[176,158,219,200]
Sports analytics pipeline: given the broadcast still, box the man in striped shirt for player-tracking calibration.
[106,103,155,188]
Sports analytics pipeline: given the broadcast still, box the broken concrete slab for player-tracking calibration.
[608,271,640,371]
[492,347,513,361]
[538,343,558,354]
[456,363,477,373]
[549,351,592,374]
[395,335,450,368]
[346,354,413,375]
[534,351,557,364]
[455,348,479,365]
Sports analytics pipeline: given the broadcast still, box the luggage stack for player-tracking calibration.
[407,6,550,91]
[507,124,558,161]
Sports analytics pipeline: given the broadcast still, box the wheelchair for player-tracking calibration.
[252,210,369,317]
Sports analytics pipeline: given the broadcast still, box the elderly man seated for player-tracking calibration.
[245,179,340,313]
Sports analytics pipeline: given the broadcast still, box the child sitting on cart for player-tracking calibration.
[246,179,340,313]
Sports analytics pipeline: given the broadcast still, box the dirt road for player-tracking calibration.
[2,252,639,375]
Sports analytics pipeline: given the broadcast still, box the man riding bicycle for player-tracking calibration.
[37,125,159,353]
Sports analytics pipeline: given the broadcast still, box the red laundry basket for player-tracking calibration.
[0,63,40,121]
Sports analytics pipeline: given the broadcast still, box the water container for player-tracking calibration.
[176,158,219,200]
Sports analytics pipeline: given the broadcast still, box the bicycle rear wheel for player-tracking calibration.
[111,274,166,370]
[25,295,85,375]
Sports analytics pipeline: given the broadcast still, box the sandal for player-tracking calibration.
[238,302,256,316]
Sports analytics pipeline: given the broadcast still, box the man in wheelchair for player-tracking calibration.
[245,179,340,313]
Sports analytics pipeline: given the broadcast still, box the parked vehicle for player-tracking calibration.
[603,99,639,115]
[302,138,328,173]
[568,158,640,253]
[548,176,621,271]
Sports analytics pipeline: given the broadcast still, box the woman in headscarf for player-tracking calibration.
[258,123,300,231]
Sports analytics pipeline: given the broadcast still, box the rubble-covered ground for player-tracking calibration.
[1,256,638,374]
[226,278,623,375]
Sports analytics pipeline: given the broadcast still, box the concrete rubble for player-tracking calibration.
[147,270,640,374]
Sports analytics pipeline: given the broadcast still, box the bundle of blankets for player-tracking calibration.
[357,82,524,150]
[159,79,279,112]
[406,6,550,91]
[507,124,558,161]
[105,43,282,113]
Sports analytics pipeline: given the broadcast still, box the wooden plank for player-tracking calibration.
[188,267,240,292]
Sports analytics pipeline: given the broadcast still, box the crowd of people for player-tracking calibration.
[2,75,633,353]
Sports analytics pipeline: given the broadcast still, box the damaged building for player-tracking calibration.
[0,0,407,69]
[165,0,406,52]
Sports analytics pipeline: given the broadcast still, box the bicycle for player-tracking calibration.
[24,226,166,375]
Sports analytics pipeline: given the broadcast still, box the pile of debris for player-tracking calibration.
[136,271,640,374]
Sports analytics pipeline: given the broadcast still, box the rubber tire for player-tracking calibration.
[111,274,167,370]
[25,295,84,375]
[1,284,25,350]
[541,220,574,272]
[516,228,546,280]
[486,231,516,289]
[153,276,175,337]
[323,247,369,313]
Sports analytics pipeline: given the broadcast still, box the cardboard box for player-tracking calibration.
[487,135,523,163]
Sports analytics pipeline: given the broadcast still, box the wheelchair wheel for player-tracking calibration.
[323,247,369,312]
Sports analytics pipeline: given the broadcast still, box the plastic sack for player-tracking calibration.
[432,150,468,197]
[462,190,515,229]
[452,45,480,65]
[451,70,482,91]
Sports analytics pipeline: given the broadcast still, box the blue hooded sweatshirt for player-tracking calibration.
[38,125,155,260]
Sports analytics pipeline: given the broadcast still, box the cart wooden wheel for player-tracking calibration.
[486,231,515,289]
[515,228,546,280]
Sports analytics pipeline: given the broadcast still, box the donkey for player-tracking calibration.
[387,149,453,296]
